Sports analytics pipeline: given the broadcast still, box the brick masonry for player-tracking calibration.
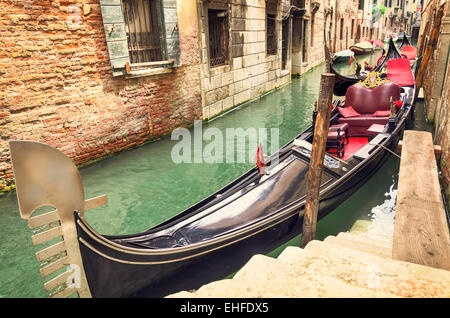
[0,0,202,190]
[421,1,450,203]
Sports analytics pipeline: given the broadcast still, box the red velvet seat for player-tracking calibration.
[338,81,401,136]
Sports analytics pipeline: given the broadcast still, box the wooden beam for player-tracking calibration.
[392,130,450,270]
[301,73,335,248]
[397,140,442,160]
[415,2,446,101]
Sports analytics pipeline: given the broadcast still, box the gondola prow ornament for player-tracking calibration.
[9,140,107,298]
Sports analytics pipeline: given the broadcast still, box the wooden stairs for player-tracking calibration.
[167,230,450,298]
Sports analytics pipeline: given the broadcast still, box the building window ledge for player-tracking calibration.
[123,60,176,79]
[209,64,231,76]
[125,67,174,79]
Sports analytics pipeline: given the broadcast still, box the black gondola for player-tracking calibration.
[10,61,416,299]
[398,34,411,50]
[328,39,403,96]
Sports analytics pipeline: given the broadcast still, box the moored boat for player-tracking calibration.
[9,60,416,298]
[329,39,403,96]
[332,50,355,63]
[350,41,374,55]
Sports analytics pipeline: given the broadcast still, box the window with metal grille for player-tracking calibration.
[208,9,229,67]
[267,14,277,55]
[122,0,163,64]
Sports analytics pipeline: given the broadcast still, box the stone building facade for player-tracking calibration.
[198,0,292,119]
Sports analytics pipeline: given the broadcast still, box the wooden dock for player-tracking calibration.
[167,130,450,298]
[393,130,450,270]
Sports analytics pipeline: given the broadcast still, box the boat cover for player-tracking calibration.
[400,46,417,60]
[372,40,384,48]
[387,58,415,87]
[351,41,373,51]
[334,50,354,57]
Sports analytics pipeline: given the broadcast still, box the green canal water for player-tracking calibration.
[0,51,405,298]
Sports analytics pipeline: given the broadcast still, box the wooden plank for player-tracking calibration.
[28,210,59,229]
[40,256,69,278]
[392,130,450,270]
[36,241,66,262]
[397,140,442,160]
[31,226,62,246]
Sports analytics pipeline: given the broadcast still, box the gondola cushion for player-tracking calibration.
[338,81,401,136]
[344,82,401,114]
[338,106,360,118]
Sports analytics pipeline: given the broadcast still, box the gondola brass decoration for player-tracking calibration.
[9,141,107,298]
[358,71,388,88]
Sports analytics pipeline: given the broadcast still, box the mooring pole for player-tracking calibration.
[301,73,335,249]
[414,2,446,102]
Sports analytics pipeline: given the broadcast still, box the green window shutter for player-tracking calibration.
[162,0,181,66]
[100,0,130,76]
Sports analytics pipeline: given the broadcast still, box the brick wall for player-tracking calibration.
[0,0,202,190]
[198,0,291,119]
[420,1,450,204]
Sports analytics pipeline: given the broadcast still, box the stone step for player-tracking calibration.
[166,235,450,298]
[301,240,450,297]
[337,232,392,248]
[350,230,393,242]
[323,235,392,259]
[168,252,399,298]
[349,219,394,242]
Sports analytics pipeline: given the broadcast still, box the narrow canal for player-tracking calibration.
[0,50,414,297]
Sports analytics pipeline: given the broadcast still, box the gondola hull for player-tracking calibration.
[75,103,412,298]
[9,61,415,298]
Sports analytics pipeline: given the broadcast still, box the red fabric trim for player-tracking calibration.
[387,58,415,86]
[400,46,417,60]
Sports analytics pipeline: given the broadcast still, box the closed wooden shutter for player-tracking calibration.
[100,0,131,76]
[162,0,181,66]
[100,0,181,74]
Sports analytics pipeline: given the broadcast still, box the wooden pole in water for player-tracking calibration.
[414,2,446,102]
[301,73,335,249]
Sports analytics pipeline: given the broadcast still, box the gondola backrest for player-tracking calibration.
[345,82,401,114]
